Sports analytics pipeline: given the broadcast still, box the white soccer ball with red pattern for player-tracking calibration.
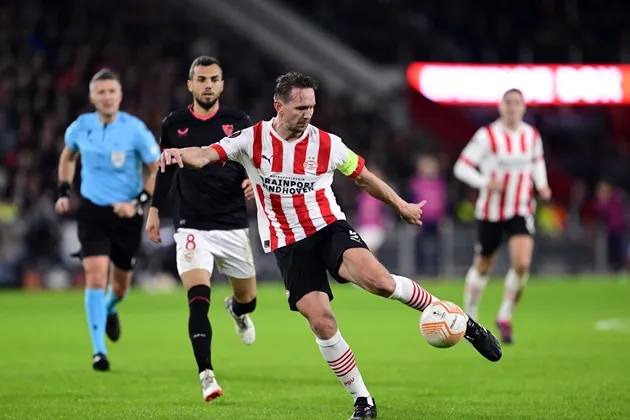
[419,301,468,348]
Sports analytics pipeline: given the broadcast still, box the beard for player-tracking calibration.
[194,95,219,110]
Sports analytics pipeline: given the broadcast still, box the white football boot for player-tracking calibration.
[224,296,256,345]
[200,369,223,402]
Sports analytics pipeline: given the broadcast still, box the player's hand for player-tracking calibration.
[539,186,552,202]
[399,200,426,226]
[159,148,184,172]
[487,178,503,192]
[55,197,70,214]
[113,202,137,218]
[242,179,254,200]
[145,207,162,243]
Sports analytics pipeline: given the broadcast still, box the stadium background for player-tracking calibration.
[1,0,629,289]
[2,1,630,419]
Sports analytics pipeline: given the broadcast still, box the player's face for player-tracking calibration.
[188,64,224,110]
[89,80,122,116]
[277,88,315,133]
[499,91,526,123]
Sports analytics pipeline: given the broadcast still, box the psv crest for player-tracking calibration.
[304,157,318,172]
[222,124,234,136]
[111,151,126,168]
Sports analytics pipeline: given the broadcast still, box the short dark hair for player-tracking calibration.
[189,56,222,80]
[503,88,524,99]
[274,72,319,102]
[89,68,120,90]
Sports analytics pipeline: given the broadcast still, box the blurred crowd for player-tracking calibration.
[1,0,628,288]
[287,0,630,65]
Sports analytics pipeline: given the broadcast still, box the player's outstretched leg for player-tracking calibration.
[297,292,376,420]
[340,248,502,362]
[497,234,533,344]
[224,276,257,345]
[105,266,131,342]
[83,256,110,371]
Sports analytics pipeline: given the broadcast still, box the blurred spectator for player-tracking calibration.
[595,180,629,272]
[409,155,447,276]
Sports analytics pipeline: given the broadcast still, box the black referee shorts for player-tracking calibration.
[476,215,535,257]
[76,197,144,271]
[274,220,369,311]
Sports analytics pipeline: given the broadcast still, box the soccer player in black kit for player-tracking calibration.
[146,56,258,402]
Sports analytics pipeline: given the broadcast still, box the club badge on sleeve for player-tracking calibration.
[222,124,234,136]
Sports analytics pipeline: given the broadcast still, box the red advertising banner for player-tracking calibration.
[407,63,630,105]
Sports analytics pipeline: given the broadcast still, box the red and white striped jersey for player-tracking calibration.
[453,120,549,222]
[211,119,365,252]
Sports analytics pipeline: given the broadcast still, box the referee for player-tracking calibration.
[55,68,160,371]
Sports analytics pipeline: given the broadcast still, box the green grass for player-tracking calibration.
[1,278,629,419]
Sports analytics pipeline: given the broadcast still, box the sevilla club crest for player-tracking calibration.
[222,124,234,136]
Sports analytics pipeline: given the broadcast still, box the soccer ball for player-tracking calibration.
[419,301,468,348]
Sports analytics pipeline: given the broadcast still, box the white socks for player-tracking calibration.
[389,275,436,311]
[316,330,370,400]
[464,267,529,321]
[497,269,529,321]
[463,266,490,320]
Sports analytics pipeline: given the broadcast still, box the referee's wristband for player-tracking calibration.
[57,182,72,198]
[132,190,152,216]
[137,190,151,205]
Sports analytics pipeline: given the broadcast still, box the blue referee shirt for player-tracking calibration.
[64,111,161,206]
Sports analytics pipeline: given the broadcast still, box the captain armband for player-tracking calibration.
[338,150,365,178]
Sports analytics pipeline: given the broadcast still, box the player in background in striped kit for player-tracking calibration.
[453,88,551,344]
[159,72,502,420]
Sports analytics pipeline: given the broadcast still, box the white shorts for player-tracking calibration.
[174,228,255,279]
[356,225,386,252]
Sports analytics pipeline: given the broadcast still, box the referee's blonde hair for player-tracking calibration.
[89,68,121,92]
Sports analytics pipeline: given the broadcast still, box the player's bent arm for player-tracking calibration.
[353,166,406,213]
[453,158,488,189]
[150,164,174,214]
[453,128,490,189]
[179,146,220,168]
[532,158,549,190]
[532,134,549,190]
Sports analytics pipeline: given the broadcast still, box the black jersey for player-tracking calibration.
[152,104,253,231]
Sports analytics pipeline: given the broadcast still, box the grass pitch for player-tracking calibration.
[1,278,629,419]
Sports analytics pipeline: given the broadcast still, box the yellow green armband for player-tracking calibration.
[338,150,365,178]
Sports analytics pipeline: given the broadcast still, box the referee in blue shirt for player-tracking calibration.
[55,69,160,371]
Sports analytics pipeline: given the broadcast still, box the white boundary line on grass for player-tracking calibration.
[594,318,630,333]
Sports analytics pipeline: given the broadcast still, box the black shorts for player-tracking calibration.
[76,197,144,271]
[476,215,535,257]
[274,220,369,311]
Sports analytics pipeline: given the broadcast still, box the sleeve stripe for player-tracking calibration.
[349,156,365,179]
[211,143,228,163]
[459,156,476,167]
